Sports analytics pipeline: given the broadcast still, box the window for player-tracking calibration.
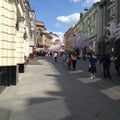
[108,0,116,5]
[108,7,116,20]
[110,0,116,2]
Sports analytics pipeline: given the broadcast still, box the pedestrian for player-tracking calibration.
[71,51,77,71]
[66,53,72,70]
[62,52,67,64]
[114,54,120,77]
[100,52,112,79]
[88,52,97,79]
[53,52,58,62]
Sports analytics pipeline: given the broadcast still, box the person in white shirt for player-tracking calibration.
[53,52,58,62]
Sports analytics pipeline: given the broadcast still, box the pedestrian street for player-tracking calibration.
[0,56,120,120]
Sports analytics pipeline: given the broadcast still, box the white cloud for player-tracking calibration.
[70,0,81,3]
[84,0,101,7]
[52,32,64,42]
[54,32,64,39]
[54,0,100,39]
[57,13,80,28]
[55,23,61,28]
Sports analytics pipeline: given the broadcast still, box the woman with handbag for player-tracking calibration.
[67,53,72,70]
[71,52,77,71]
[88,52,97,79]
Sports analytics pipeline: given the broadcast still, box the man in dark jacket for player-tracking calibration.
[100,52,112,79]
[114,55,120,77]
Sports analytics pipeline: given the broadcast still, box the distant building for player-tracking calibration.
[64,27,74,51]
[35,20,52,52]
[54,39,62,45]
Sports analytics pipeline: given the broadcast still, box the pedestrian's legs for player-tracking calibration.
[118,65,120,77]
[106,66,111,79]
[63,59,65,64]
[74,60,76,70]
[72,60,76,70]
[103,64,106,78]
[116,65,120,76]
[90,72,95,79]
[68,62,71,70]
[91,73,93,79]
[63,57,66,64]
[55,57,57,62]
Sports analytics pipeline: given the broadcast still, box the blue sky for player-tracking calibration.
[29,0,100,38]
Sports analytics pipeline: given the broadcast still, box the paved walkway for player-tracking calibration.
[0,56,120,120]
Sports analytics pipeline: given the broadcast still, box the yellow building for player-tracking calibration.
[64,27,74,51]
[36,20,52,53]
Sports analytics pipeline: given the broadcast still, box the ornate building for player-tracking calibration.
[36,20,52,52]
[70,2,102,58]
[100,0,120,55]
[64,27,74,51]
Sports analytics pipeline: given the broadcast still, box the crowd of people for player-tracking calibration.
[50,50,120,80]
[52,51,77,71]
[85,51,120,79]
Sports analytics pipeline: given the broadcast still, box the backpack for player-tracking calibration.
[67,56,72,62]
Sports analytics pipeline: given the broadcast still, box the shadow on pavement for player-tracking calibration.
[1,56,120,120]
[27,56,120,120]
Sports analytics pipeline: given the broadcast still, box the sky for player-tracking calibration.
[29,0,101,39]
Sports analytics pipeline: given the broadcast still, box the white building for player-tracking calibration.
[0,0,35,87]
[72,2,102,57]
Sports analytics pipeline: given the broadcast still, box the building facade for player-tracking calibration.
[72,2,102,57]
[36,20,52,53]
[100,0,120,55]
[65,0,120,57]
[0,0,35,88]
[64,27,74,51]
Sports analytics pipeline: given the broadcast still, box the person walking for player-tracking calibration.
[114,54,120,77]
[53,52,58,62]
[62,52,67,64]
[88,52,97,79]
[66,53,72,70]
[100,52,112,79]
[71,52,77,71]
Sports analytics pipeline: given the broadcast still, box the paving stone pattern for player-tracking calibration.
[0,56,120,120]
